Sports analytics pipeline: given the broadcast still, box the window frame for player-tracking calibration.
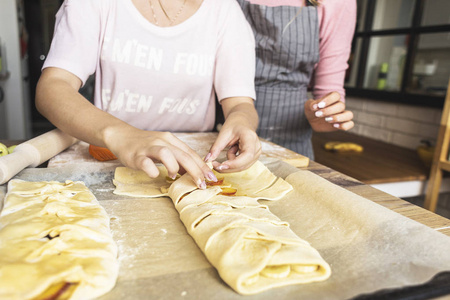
[346,0,450,108]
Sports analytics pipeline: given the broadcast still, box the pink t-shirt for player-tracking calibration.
[43,0,256,132]
[246,0,356,101]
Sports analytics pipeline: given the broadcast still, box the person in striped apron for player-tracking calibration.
[237,0,356,159]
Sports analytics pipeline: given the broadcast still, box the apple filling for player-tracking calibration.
[206,177,224,186]
[243,264,319,286]
[219,187,237,196]
[35,282,78,300]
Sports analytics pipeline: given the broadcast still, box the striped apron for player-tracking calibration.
[237,0,320,159]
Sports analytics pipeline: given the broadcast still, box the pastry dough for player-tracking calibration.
[113,161,331,294]
[0,180,118,300]
[113,165,170,197]
[211,161,292,199]
[168,161,331,294]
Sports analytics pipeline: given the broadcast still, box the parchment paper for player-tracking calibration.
[3,160,450,299]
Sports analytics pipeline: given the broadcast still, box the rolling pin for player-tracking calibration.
[0,129,78,184]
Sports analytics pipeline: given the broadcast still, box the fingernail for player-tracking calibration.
[325,117,333,122]
[312,104,318,110]
[333,123,340,128]
[318,102,326,109]
[199,180,207,190]
[206,171,217,182]
[196,179,202,187]
[170,174,177,180]
[204,153,211,162]
[218,164,229,171]
[315,111,323,117]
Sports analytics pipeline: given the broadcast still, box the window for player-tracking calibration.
[345,0,450,108]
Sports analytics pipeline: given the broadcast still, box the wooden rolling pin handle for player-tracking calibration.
[0,129,77,184]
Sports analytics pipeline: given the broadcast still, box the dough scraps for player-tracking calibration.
[0,180,119,300]
[113,160,331,294]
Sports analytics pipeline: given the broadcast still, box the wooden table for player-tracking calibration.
[312,131,429,184]
[2,134,450,238]
[2,133,450,299]
[311,131,444,198]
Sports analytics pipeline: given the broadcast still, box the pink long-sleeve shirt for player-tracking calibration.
[246,0,356,101]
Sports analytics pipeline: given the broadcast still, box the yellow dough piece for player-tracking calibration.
[111,160,331,295]
[113,165,170,197]
[324,141,363,153]
[112,161,293,201]
[0,180,119,300]
[167,161,331,294]
[243,273,260,286]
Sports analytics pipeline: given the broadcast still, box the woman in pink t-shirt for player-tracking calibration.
[36,0,261,189]
[236,0,356,159]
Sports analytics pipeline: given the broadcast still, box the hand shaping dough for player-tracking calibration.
[168,161,331,294]
[113,160,331,294]
[0,180,118,300]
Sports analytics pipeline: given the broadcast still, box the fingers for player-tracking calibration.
[132,146,180,179]
[313,99,345,118]
[167,147,209,189]
[215,135,261,173]
[320,106,354,131]
[305,92,342,122]
[205,122,261,173]
[135,155,160,178]
[209,145,238,172]
[308,92,341,112]
[324,110,354,125]
[149,146,180,179]
[140,145,208,189]
[307,92,355,132]
[304,99,317,120]
[164,134,217,183]
[118,131,214,189]
[206,130,237,163]
[219,150,260,172]
[226,145,239,162]
[335,120,355,131]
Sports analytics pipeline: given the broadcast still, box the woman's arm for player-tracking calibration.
[36,67,120,146]
[36,67,215,188]
[206,97,261,172]
[307,0,356,132]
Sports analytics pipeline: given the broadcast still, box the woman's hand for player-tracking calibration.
[36,68,215,189]
[105,128,217,189]
[36,68,216,189]
[205,97,261,173]
[305,92,354,132]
